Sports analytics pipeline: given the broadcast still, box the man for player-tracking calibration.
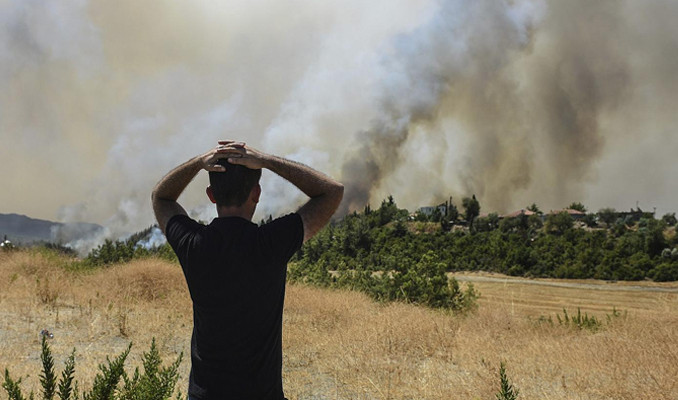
[152,140,344,399]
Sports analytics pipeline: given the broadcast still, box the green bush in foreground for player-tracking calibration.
[496,362,520,400]
[2,337,182,400]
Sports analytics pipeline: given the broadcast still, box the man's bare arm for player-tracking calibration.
[264,156,344,242]
[151,142,241,232]
[223,143,344,242]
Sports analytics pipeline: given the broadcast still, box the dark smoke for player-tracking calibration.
[341,118,410,213]
[336,0,675,215]
[338,0,535,213]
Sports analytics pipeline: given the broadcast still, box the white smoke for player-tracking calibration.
[2,0,678,252]
[136,227,167,250]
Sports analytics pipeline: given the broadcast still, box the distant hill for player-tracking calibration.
[0,213,103,245]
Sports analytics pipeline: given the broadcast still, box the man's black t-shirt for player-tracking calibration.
[166,213,304,400]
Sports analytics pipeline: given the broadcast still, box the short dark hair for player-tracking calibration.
[208,159,262,207]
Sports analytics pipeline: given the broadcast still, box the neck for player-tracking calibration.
[216,204,254,220]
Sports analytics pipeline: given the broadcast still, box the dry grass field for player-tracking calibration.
[1,249,678,399]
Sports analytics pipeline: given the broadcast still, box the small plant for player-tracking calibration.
[82,343,131,400]
[2,337,182,400]
[57,350,76,400]
[535,307,625,332]
[1,371,26,400]
[495,361,519,400]
[118,339,183,400]
[556,308,602,331]
[117,308,130,338]
[605,306,627,323]
[36,277,59,306]
[39,335,57,400]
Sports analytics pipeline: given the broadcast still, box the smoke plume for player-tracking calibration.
[2,0,677,251]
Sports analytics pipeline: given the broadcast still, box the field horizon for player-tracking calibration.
[1,249,677,399]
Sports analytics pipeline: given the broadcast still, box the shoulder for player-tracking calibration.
[165,215,204,245]
[260,213,303,233]
[256,213,304,259]
[167,214,202,230]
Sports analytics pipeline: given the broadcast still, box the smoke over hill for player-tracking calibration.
[1,0,677,250]
[0,213,102,246]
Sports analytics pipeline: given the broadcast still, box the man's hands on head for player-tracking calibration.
[153,139,343,239]
[152,140,252,232]
[211,139,344,243]
[213,140,270,170]
[199,140,246,172]
[198,140,270,171]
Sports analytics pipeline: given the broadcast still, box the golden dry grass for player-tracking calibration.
[1,249,678,399]
[0,250,193,395]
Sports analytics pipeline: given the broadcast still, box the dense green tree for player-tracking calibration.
[640,219,667,257]
[499,214,529,234]
[462,195,481,231]
[545,212,574,235]
[527,203,543,215]
[650,262,678,281]
[413,211,430,222]
[662,213,677,227]
[611,218,628,237]
[568,202,587,212]
[597,208,618,226]
[527,214,544,232]
[583,213,598,228]
[475,213,500,233]
[430,207,443,223]
[447,202,459,223]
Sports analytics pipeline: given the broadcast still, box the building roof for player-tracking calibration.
[502,209,536,218]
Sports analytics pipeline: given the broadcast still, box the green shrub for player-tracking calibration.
[2,337,182,400]
[495,362,519,400]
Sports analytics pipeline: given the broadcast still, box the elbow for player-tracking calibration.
[151,188,160,206]
[151,181,170,204]
[331,182,344,208]
[330,182,344,201]
[151,186,167,210]
[334,182,344,196]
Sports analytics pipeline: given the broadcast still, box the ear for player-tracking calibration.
[206,186,217,204]
[251,184,261,204]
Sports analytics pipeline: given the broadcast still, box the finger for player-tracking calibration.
[206,154,238,170]
[215,146,232,154]
[226,157,244,165]
[217,140,245,147]
[215,150,244,158]
[216,145,246,154]
[205,164,227,172]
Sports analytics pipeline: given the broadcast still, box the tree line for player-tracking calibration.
[291,196,678,287]
[42,195,677,310]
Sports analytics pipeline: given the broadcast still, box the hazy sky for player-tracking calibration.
[1,0,677,240]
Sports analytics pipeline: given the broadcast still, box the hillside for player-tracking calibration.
[0,213,102,244]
